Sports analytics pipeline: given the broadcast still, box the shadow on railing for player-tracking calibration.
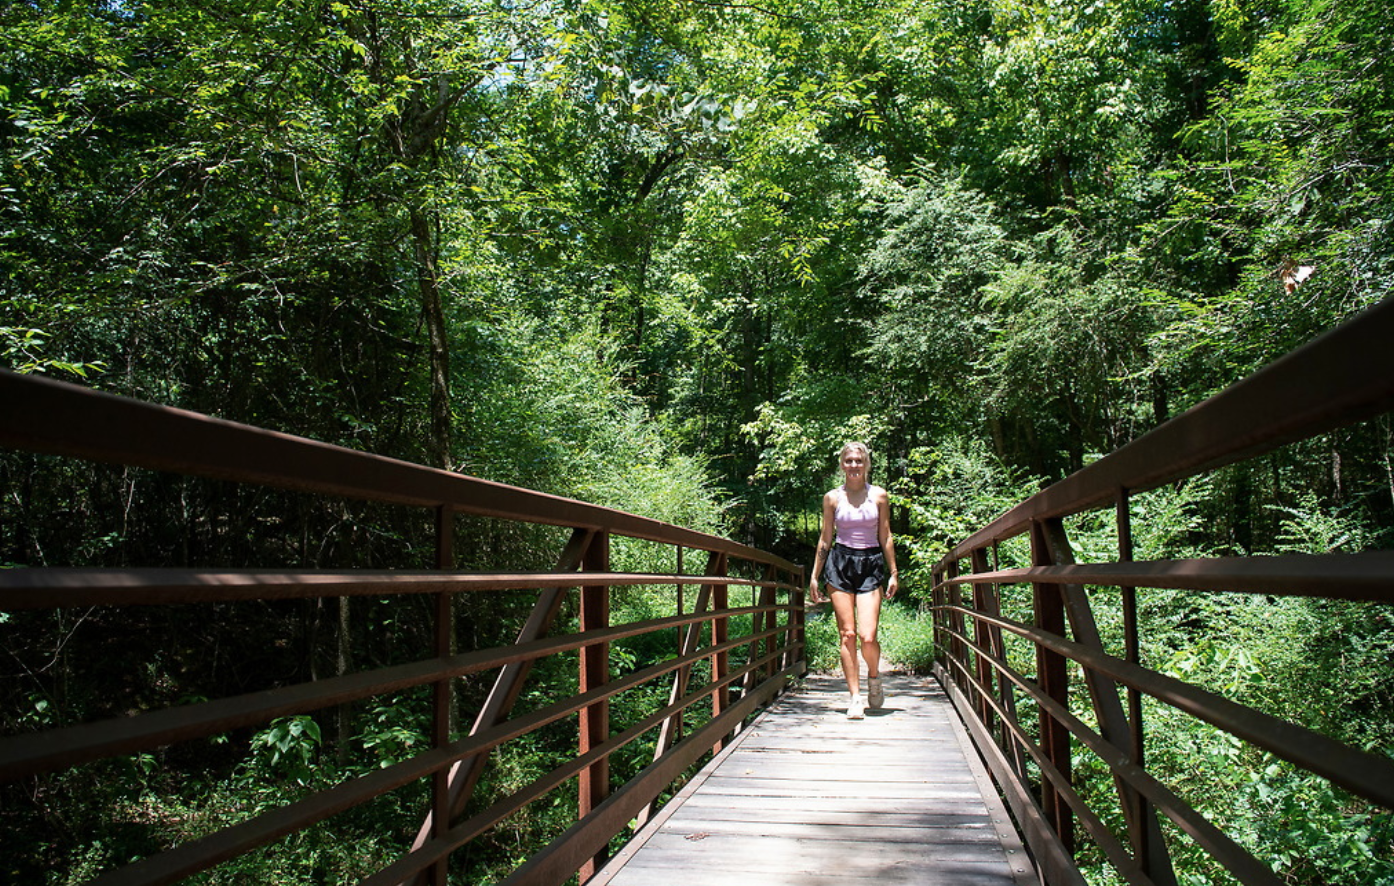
[0,369,806,886]
[932,298,1394,886]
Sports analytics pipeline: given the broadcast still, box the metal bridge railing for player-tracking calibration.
[932,297,1394,886]
[0,369,806,886]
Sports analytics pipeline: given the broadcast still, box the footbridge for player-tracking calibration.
[3,297,1394,885]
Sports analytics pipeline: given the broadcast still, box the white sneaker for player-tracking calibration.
[847,695,866,719]
[868,677,884,710]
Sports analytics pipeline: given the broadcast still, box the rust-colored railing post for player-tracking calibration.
[637,551,725,828]
[578,530,611,881]
[676,546,686,666]
[1029,519,1074,857]
[1118,487,1154,872]
[1116,488,1144,763]
[970,547,996,730]
[1040,516,1176,885]
[405,529,593,886]
[428,506,455,886]
[791,566,807,674]
[946,561,970,696]
[930,568,940,661]
[709,554,730,755]
[989,541,1025,778]
[743,565,778,693]
[762,566,777,682]
[933,561,956,669]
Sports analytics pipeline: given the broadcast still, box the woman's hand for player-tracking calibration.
[885,574,899,600]
[808,578,826,605]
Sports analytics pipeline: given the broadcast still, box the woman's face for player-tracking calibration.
[841,449,868,482]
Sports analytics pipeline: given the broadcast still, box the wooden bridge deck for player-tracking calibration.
[591,672,1038,886]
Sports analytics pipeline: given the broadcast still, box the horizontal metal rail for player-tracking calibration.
[0,568,781,608]
[0,368,808,886]
[936,648,1281,886]
[939,605,1394,810]
[944,551,1394,601]
[376,652,799,886]
[0,604,792,782]
[82,636,799,886]
[932,296,1394,886]
[0,368,791,569]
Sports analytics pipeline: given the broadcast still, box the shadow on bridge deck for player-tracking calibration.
[591,672,1038,886]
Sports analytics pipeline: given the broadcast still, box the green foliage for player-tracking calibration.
[1271,490,1379,554]
[1144,0,1394,393]
[802,606,843,673]
[858,165,1007,435]
[357,700,430,770]
[6,0,1394,881]
[875,604,941,673]
[1142,606,1394,885]
[804,601,940,674]
[893,437,1041,590]
[245,716,323,787]
[1244,759,1394,884]
[0,327,106,377]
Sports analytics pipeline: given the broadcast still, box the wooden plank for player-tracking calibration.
[686,777,983,800]
[615,832,1010,866]
[717,751,984,773]
[673,793,995,819]
[591,673,1038,886]
[667,799,997,828]
[652,818,1007,845]
[599,864,1020,886]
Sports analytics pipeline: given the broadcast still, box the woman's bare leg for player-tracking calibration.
[830,588,861,697]
[856,588,884,679]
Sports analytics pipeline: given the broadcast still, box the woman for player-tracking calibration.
[809,441,899,719]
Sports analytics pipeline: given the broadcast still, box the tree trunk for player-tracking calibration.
[410,205,459,741]
[336,595,352,763]
[410,206,452,471]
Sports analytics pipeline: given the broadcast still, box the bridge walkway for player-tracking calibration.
[592,672,1038,886]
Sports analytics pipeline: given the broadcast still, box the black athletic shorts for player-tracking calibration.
[822,543,886,593]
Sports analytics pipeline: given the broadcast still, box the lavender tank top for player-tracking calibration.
[834,488,879,549]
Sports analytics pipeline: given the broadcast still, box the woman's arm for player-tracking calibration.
[809,490,836,603]
[876,486,899,599]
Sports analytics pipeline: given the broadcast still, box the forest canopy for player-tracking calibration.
[3,0,1391,545]
[4,0,1394,883]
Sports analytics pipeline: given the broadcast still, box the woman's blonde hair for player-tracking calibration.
[839,441,872,472]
